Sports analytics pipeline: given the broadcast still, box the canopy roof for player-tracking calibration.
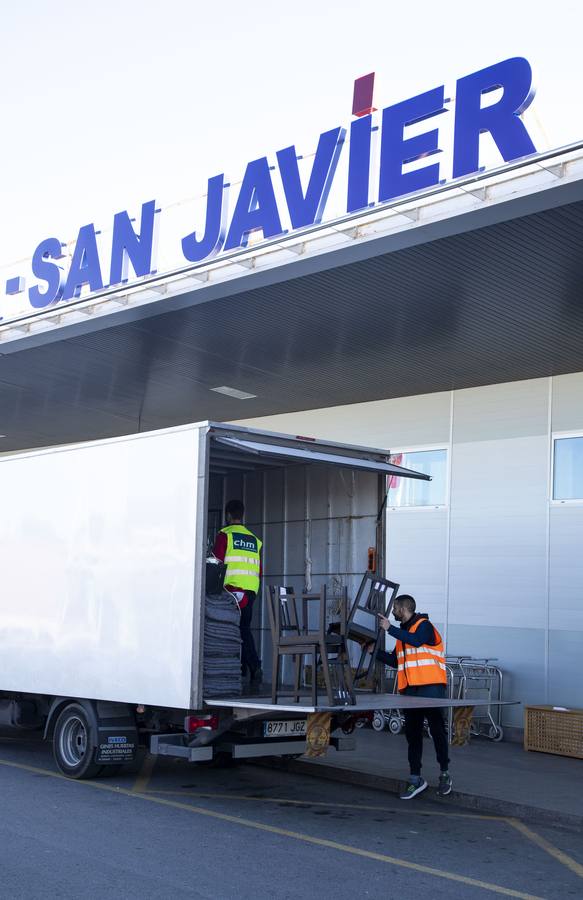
[2,148,583,452]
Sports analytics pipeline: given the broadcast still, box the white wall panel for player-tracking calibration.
[234,390,452,450]
[386,509,448,627]
[447,625,545,727]
[549,506,583,628]
[552,372,583,432]
[548,631,583,708]
[453,379,549,442]
[448,437,548,627]
[449,381,549,630]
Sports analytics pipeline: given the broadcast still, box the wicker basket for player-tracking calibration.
[524,705,583,759]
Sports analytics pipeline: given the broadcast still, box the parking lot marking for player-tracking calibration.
[507,818,583,881]
[145,788,502,820]
[131,753,156,794]
[0,756,543,899]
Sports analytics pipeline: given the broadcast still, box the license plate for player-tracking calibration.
[263,719,307,738]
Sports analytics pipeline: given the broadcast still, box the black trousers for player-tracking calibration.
[401,684,450,776]
[240,591,260,675]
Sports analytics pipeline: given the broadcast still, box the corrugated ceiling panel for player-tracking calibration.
[1,197,583,449]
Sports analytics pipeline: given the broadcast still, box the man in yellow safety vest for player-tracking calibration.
[213,499,263,684]
[373,594,452,800]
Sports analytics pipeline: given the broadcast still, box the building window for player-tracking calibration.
[553,435,583,501]
[388,448,447,508]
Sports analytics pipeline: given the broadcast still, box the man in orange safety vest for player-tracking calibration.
[374,594,452,800]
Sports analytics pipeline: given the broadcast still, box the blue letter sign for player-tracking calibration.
[379,86,448,203]
[453,57,536,179]
[16,57,537,316]
[277,127,345,229]
[109,199,159,286]
[182,174,229,263]
[224,157,283,250]
[28,238,66,309]
[347,114,374,213]
[63,224,103,301]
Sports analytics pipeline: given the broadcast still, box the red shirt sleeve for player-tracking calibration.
[212,531,227,562]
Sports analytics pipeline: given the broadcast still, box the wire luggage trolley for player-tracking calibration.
[371,660,458,740]
[368,668,403,734]
[447,656,504,741]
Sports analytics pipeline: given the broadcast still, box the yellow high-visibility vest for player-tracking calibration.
[220,525,262,593]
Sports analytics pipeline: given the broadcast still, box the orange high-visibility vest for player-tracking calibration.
[396,618,447,692]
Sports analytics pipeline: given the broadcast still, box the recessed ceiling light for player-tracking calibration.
[210,386,257,400]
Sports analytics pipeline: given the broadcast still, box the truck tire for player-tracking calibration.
[53,703,102,779]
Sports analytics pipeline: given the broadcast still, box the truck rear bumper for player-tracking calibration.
[219,739,307,759]
[150,733,213,762]
[149,732,357,762]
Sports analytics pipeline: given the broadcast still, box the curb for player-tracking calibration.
[261,758,583,831]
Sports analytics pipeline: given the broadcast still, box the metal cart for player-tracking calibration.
[368,662,457,738]
[366,658,503,742]
[447,656,504,741]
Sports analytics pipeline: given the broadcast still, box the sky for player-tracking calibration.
[0,0,581,275]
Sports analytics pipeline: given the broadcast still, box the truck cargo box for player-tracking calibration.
[0,422,426,711]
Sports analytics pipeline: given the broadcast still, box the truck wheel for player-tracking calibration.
[53,704,101,779]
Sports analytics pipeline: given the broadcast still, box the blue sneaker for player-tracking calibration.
[400,777,428,800]
[437,772,453,796]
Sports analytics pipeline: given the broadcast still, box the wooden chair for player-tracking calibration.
[345,573,400,686]
[267,585,354,706]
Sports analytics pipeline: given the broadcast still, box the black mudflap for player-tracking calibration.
[94,701,139,766]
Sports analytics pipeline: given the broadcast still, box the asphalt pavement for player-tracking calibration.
[282,728,583,828]
[0,732,582,900]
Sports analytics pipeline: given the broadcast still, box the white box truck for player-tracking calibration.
[0,421,432,778]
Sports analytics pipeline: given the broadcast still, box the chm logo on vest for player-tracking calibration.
[233,535,258,553]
